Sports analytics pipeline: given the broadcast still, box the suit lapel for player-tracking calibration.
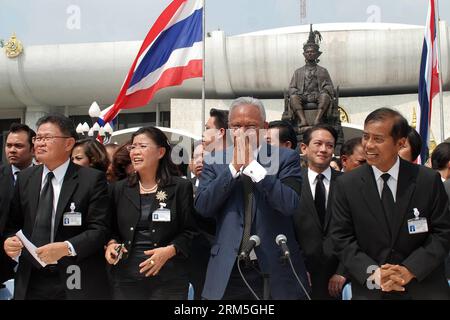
[1,165,13,185]
[324,170,340,232]
[29,166,44,226]
[390,159,416,245]
[124,183,141,211]
[301,170,323,230]
[360,164,391,238]
[54,163,78,235]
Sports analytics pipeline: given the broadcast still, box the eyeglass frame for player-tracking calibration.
[32,135,72,143]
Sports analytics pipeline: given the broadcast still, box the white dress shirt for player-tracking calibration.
[371,156,400,202]
[307,167,332,207]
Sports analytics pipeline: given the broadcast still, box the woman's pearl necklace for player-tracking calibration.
[139,181,158,193]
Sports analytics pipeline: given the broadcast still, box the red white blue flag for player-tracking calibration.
[417,0,440,164]
[101,0,203,124]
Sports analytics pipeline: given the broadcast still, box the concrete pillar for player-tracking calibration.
[25,106,51,130]
[156,103,160,126]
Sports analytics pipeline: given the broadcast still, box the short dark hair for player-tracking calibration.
[129,126,180,187]
[7,123,36,149]
[340,137,362,157]
[73,138,110,172]
[431,142,450,170]
[36,113,78,140]
[268,120,298,150]
[364,108,409,142]
[303,124,338,146]
[406,126,422,162]
[209,108,229,130]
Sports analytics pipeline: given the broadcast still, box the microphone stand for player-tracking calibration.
[236,256,261,300]
[285,254,311,300]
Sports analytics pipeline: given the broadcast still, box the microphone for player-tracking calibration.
[239,235,261,260]
[275,234,290,257]
[275,234,311,300]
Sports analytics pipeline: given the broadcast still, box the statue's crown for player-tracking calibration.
[303,24,322,52]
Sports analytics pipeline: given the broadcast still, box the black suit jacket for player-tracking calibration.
[5,162,111,299]
[109,176,197,281]
[330,159,450,299]
[0,165,16,283]
[294,168,344,299]
[0,165,15,233]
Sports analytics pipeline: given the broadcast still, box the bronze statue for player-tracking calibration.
[283,24,344,153]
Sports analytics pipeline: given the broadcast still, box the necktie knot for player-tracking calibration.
[46,171,54,181]
[381,173,390,183]
[316,173,325,182]
[13,171,19,185]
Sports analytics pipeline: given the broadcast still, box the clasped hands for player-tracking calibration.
[369,264,415,292]
[232,129,258,172]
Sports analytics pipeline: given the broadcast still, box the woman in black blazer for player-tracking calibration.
[105,127,197,299]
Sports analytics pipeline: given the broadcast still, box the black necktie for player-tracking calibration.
[32,172,55,247]
[13,171,19,186]
[239,174,254,258]
[314,173,326,227]
[381,173,395,225]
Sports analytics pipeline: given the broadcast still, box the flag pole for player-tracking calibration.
[435,0,445,142]
[201,0,206,136]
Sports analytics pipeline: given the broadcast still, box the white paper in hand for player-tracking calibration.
[15,230,47,267]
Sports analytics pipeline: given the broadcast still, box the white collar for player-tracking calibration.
[308,166,332,182]
[11,163,33,175]
[42,158,71,184]
[11,165,21,175]
[372,156,400,182]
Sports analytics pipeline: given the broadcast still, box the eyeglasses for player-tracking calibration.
[126,143,158,152]
[32,135,71,143]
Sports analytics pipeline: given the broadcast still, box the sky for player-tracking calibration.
[0,0,449,45]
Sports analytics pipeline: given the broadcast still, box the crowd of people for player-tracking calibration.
[0,97,449,300]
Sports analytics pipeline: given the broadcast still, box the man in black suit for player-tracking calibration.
[3,114,110,300]
[293,124,346,299]
[0,123,35,285]
[330,108,450,299]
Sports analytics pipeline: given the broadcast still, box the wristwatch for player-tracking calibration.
[65,241,74,256]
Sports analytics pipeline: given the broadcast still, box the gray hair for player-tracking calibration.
[228,97,266,123]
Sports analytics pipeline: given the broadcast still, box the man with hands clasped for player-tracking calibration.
[330,108,450,299]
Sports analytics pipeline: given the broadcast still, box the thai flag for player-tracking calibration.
[101,0,203,124]
[97,104,117,127]
[417,0,440,164]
